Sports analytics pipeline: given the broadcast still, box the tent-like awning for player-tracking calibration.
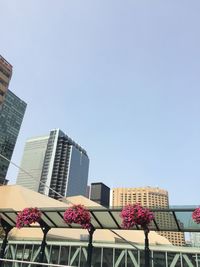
[0,206,199,232]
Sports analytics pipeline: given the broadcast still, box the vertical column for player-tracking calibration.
[0,219,13,267]
[38,220,51,267]
[144,228,150,267]
[86,225,95,267]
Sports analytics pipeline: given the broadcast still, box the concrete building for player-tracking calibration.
[0,55,12,107]
[112,187,185,246]
[112,187,169,207]
[90,182,110,207]
[17,129,89,198]
[190,232,200,247]
[0,89,26,185]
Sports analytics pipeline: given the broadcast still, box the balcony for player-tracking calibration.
[0,71,9,84]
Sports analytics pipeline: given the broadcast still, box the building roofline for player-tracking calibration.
[0,55,13,71]
[26,135,50,142]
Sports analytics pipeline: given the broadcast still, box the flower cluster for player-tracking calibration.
[16,207,41,229]
[63,204,91,229]
[120,203,154,229]
[192,208,200,224]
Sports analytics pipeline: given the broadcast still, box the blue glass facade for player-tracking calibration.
[0,90,26,184]
[67,146,89,197]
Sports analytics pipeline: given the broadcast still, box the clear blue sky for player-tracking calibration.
[1,0,200,205]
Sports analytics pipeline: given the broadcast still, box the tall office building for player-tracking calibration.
[0,56,12,107]
[112,187,185,246]
[0,90,27,185]
[112,187,169,207]
[16,135,49,191]
[90,182,110,207]
[17,129,89,199]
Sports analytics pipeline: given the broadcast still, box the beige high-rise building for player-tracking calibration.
[0,55,12,106]
[112,187,185,246]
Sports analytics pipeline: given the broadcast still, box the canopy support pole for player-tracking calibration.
[38,220,51,267]
[144,228,150,267]
[0,219,13,267]
[86,225,95,267]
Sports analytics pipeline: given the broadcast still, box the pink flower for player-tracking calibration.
[120,203,154,229]
[192,208,200,224]
[16,207,41,229]
[63,204,91,229]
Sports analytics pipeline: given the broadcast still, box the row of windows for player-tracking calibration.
[2,243,199,267]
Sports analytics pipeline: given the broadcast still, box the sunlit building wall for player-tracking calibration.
[112,187,185,246]
[16,136,49,191]
[190,232,200,247]
[0,55,12,107]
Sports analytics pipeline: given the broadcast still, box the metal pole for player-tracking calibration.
[38,220,51,267]
[0,219,13,267]
[0,258,73,267]
[86,225,95,267]
[144,228,150,267]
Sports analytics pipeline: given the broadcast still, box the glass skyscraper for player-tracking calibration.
[0,89,27,184]
[17,129,89,198]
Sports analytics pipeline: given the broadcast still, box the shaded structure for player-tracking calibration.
[0,186,200,267]
[0,205,200,266]
[90,182,110,207]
